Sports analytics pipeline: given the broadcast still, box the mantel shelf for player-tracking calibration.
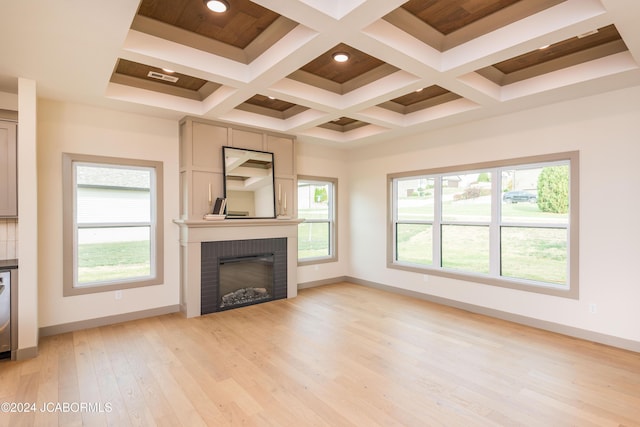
[173,218,304,228]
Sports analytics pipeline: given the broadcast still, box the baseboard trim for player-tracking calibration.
[14,346,38,361]
[39,305,181,338]
[303,276,640,353]
[298,276,349,289]
[35,279,640,353]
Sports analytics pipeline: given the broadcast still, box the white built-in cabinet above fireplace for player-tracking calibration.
[176,118,300,318]
[178,117,296,221]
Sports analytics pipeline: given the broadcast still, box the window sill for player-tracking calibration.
[63,276,163,297]
[388,261,577,299]
[298,256,338,266]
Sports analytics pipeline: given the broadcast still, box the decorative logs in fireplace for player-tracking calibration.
[219,253,273,309]
[221,287,270,308]
[201,238,287,314]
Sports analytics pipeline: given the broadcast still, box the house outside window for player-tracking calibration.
[389,152,578,298]
[297,176,337,264]
[63,153,163,296]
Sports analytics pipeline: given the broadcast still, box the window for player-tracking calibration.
[389,152,578,298]
[297,176,337,264]
[63,153,163,296]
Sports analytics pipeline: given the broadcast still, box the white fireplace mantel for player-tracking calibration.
[174,218,303,317]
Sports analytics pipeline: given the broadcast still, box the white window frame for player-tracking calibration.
[388,152,579,299]
[62,153,164,296]
[297,175,337,265]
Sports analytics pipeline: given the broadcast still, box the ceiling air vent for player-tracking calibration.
[147,71,179,83]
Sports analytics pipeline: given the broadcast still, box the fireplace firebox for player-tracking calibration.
[201,238,287,314]
[219,254,274,309]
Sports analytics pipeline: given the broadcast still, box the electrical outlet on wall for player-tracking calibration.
[589,303,597,314]
[115,290,123,300]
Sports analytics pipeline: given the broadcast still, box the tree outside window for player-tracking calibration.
[298,176,337,264]
[389,152,578,298]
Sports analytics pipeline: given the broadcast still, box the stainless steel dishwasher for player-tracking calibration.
[0,271,10,354]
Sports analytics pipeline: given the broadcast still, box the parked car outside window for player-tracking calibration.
[502,190,537,203]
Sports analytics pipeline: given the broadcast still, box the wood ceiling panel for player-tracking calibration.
[401,0,521,35]
[137,0,281,49]
[390,85,451,106]
[244,95,297,112]
[378,85,462,114]
[332,117,358,126]
[386,0,564,51]
[319,117,369,132]
[300,43,385,84]
[493,25,625,74]
[235,95,308,120]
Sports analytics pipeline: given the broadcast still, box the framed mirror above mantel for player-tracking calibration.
[178,117,296,222]
[222,146,276,218]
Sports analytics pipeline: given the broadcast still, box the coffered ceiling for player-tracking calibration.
[1,0,639,147]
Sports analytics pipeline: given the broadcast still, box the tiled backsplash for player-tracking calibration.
[0,218,18,260]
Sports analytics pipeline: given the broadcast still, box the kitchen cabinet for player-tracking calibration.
[0,121,17,217]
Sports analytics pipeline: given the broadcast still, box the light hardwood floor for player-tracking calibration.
[1,282,639,426]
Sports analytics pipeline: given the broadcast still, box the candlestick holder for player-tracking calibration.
[277,196,290,219]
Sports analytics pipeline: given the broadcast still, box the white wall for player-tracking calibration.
[37,100,180,328]
[296,142,350,284]
[345,86,640,344]
[17,79,38,355]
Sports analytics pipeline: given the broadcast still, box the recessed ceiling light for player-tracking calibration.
[162,68,175,73]
[538,44,550,50]
[267,96,276,100]
[332,52,350,63]
[415,88,423,92]
[578,29,599,39]
[204,0,229,13]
